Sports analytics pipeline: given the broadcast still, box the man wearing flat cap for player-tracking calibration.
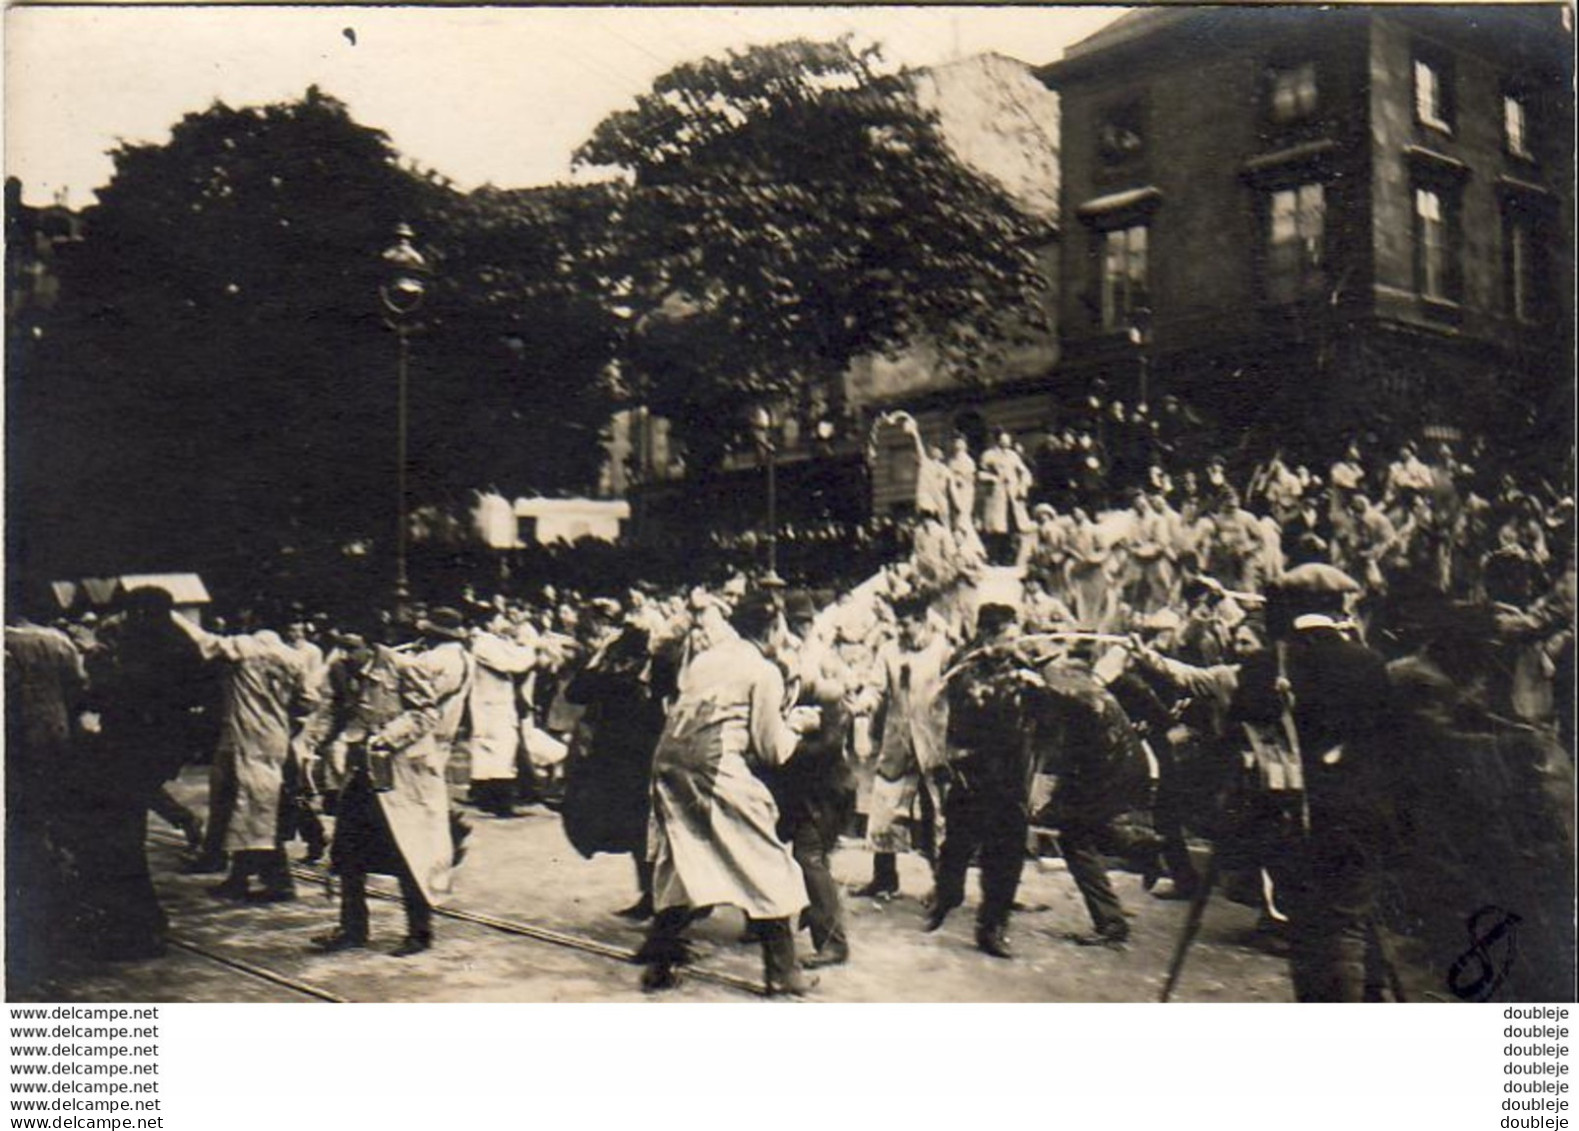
[1227,563,1398,1000]
[926,602,1037,958]
[311,608,472,957]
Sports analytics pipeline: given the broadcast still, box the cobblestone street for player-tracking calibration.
[16,770,1297,1004]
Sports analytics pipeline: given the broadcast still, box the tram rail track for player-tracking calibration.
[163,936,349,1003]
[148,830,766,998]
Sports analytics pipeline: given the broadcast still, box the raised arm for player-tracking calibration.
[748,659,802,768]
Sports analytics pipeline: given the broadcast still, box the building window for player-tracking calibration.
[1508,217,1535,321]
[1099,224,1148,331]
[1414,55,1453,132]
[1414,185,1459,304]
[1504,93,1533,160]
[1269,62,1319,124]
[1096,102,1145,169]
[1266,183,1326,303]
[1502,200,1551,324]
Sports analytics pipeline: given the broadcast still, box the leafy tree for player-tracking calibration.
[575,37,1051,465]
[12,89,627,606]
[18,88,448,598]
[420,182,625,498]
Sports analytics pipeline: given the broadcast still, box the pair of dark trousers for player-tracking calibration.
[1268,842,1378,1002]
[789,817,847,954]
[1151,747,1201,895]
[332,773,431,943]
[934,771,1028,930]
[338,863,431,942]
[636,906,703,967]
[149,786,199,838]
[1057,823,1128,938]
[228,848,294,895]
[638,908,796,985]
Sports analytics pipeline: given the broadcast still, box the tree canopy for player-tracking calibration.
[576,38,1052,462]
[11,89,622,603]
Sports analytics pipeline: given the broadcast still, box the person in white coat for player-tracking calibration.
[856,593,952,900]
[175,616,316,903]
[467,613,535,818]
[637,590,824,995]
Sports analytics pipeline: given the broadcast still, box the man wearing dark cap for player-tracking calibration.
[1227,563,1396,1000]
[926,602,1036,958]
[767,589,856,968]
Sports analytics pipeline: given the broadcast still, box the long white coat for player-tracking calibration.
[648,634,807,920]
[365,641,471,905]
[868,633,951,853]
[182,625,314,853]
[467,631,535,782]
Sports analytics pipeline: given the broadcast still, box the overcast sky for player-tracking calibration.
[5,6,1128,207]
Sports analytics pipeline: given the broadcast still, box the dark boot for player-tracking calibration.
[852,851,900,899]
[249,849,297,903]
[1065,928,1128,950]
[314,870,371,951]
[391,935,432,958]
[637,906,694,993]
[758,918,817,997]
[803,938,849,969]
[209,857,253,901]
[975,922,1014,959]
[394,864,433,956]
[922,898,959,932]
[616,858,655,919]
[310,929,367,952]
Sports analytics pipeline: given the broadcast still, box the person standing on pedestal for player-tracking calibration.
[977,431,1033,567]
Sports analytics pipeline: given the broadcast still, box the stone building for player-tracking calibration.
[1036,5,1574,466]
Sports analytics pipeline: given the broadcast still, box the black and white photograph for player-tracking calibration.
[5,2,1574,1011]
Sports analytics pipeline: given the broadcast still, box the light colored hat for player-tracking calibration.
[1276,563,1361,595]
[1138,608,1184,634]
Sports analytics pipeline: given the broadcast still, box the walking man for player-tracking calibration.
[312,609,471,956]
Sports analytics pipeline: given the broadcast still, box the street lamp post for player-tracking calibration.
[1128,304,1154,412]
[380,223,429,619]
[1129,305,1155,469]
[749,405,783,587]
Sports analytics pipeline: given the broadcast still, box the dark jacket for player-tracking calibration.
[85,616,217,792]
[560,626,672,858]
[1033,664,1151,828]
[766,654,856,844]
[1229,626,1394,846]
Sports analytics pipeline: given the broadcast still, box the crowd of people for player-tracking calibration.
[6,410,1574,1001]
